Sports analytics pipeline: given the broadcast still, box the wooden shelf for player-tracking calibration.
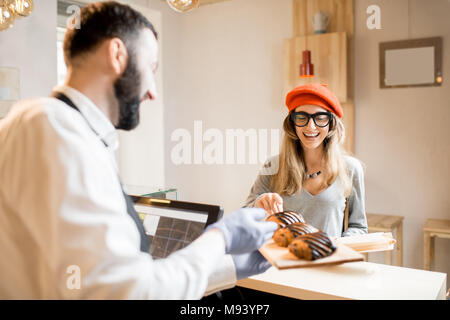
[293,0,354,38]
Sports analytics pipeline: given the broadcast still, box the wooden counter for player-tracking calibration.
[237,261,447,300]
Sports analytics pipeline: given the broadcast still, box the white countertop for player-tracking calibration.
[237,261,447,300]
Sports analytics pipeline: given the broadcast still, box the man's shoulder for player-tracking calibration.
[4,97,85,135]
[6,96,76,120]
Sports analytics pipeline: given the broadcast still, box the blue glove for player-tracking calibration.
[232,251,272,280]
[207,208,277,254]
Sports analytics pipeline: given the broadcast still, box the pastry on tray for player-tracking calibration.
[266,211,305,229]
[288,231,337,261]
[272,222,318,247]
[266,211,336,261]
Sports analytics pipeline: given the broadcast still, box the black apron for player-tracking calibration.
[52,92,150,253]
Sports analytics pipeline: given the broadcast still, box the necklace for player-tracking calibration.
[306,171,322,179]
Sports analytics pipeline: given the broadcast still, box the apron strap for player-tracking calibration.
[52,92,108,147]
[52,92,150,253]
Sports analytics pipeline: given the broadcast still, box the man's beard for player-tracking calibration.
[113,54,142,131]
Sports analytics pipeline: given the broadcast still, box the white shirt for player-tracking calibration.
[0,86,236,299]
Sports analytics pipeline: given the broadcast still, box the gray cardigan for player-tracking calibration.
[244,155,368,238]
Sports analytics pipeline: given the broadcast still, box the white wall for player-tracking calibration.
[148,0,291,211]
[150,0,449,282]
[0,1,57,100]
[355,0,450,283]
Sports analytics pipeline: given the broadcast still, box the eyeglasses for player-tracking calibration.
[290,111,333,128]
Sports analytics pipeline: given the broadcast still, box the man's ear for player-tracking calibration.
[107,38,128,76]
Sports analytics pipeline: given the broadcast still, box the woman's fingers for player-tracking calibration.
[261,198,273,215]
[266,193,282,213]
[272,193,284,212]
[267,193,283,214]
[256,196,270,213]
[255,196,265,209]
[274,202,281,213]
[256,193,284,215]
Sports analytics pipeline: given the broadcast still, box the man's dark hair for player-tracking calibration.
[64,1,158,65]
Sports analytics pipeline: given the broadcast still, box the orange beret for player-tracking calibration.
[285,83,343,118]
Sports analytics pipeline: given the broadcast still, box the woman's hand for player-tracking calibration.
[254,193,283,215]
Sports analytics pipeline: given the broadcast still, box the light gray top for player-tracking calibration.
[244,155,368,238]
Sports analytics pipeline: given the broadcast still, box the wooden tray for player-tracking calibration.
[259,240,364,270]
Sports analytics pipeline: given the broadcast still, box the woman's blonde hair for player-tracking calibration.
[270,114,352,197]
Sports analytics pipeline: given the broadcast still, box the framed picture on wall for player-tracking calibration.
[379,37,443,89]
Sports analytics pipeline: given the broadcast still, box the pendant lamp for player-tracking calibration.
[0,0,34,32]
[300,50,314,78]
[0,1,15,31]
[14,0,33,17]
[166,0,199,13]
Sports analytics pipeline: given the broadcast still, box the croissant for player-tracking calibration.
[288,231,336,261]
[272,222,318,247]
[266,211,305,229]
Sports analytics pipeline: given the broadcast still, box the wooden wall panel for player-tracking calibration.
[283,32,347,102]
[342,101,354,153]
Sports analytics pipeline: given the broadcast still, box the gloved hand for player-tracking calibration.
[207,208,277,255]
[232,251,272,280]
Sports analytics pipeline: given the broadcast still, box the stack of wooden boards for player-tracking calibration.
[333,232,396,253]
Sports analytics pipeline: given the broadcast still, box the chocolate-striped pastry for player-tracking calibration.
[272,222,318,247]
[288,231,336,261]
[266,211,305,229]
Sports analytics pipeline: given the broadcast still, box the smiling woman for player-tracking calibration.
[244,83,368,238]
